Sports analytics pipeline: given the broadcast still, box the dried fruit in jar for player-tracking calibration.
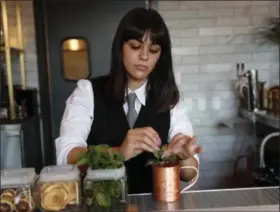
[0,187,35,212]
[40,181,79,211]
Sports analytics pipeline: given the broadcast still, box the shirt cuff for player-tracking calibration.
[56,141,87,165]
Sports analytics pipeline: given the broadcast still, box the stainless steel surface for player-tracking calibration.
[127,186,279,212]
[49,187,279,211]
[240,109,280,129]
[246,69,260,112]
[254,110,280,129]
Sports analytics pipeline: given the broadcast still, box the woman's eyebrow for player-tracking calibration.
[135,39,143,43]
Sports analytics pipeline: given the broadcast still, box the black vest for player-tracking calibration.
[86,75,170,194]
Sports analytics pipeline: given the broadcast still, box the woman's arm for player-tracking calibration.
[55,79,94,165]
[169,98,200,182]
[67,147,88,164]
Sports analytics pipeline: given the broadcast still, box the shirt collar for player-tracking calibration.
[126,80,147,106]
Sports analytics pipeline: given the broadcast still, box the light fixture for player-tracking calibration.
[68,39,80,51]
[63,38,87,51]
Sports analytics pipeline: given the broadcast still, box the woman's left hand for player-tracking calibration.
[162,134,203,160]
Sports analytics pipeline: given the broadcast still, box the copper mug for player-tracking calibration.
[152,164,198,202]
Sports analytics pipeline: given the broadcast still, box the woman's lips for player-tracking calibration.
[134,64,148,71]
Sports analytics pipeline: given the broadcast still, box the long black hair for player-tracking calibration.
[106,7,179,112]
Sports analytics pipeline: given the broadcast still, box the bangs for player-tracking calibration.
[121,9,166,46]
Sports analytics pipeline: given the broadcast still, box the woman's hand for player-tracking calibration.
[162,134,203,159]
[120,127,161,161]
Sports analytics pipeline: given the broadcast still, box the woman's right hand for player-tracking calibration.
[120,127,161,161]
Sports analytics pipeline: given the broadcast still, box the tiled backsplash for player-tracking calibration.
[154,1,279,189]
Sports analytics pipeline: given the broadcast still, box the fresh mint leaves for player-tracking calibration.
[76,145,125,208]
[146,145,178,167]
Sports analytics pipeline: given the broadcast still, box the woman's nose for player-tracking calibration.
[139,47,149,61]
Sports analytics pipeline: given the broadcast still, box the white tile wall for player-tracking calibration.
[154,1,279,189]
[1,1,39,169]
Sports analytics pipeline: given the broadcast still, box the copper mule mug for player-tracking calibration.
[152,164,198,202]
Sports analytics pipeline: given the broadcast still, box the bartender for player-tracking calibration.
[55,7,203,194]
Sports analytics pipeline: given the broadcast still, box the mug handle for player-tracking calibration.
[180,166,199,193]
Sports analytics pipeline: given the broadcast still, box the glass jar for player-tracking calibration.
[84,165,127,209]
[37,165,81,211]
[0,167,37,212]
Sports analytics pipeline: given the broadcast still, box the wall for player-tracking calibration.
[154,0,279,189]
[1,1,39,168]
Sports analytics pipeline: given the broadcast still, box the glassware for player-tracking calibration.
[0,168,37,212]
[84,165,127,209]
[37,165,81,211]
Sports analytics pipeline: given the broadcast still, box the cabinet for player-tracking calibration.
[0,1,43,172]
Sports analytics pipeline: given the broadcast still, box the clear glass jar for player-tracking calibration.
[84,165,127,209]
[37,165,81,211]
[0,167,37,212]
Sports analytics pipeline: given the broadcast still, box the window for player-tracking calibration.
[61,38,90,80]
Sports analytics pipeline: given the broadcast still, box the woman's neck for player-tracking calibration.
[128,79,147,91]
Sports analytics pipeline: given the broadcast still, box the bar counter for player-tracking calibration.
[127,186,279,211]
[41,186,278,211]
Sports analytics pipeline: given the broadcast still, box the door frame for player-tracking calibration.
[33,0,54,165]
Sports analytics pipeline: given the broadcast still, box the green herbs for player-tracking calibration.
[76,145,125,208]
[84,180,122,208]
[76,145,124,169]
[146,145,178,167]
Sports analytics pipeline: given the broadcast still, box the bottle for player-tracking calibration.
[236,63,240,78]
[240,62,245,75]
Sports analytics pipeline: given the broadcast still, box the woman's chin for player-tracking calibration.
[130,72,149,82]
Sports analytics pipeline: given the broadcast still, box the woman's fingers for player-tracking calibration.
[132,127,160,151]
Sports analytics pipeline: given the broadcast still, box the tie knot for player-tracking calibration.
[127,93,137,108]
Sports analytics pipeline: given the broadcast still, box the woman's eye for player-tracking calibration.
[130,44,141,50]
[150,48,160,54]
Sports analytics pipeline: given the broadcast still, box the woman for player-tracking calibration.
[55,7,202,194]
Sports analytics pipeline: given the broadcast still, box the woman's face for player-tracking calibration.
[122,32,161,84]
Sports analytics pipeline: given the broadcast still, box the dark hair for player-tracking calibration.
[106,7,179,112]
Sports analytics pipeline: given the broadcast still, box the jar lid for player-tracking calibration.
[0,168,37,187]
[39,165,80,183]
[85,166,125,181]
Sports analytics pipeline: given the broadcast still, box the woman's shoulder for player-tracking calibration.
[75,75,110,90]
[87,74,110,87]
[88,74,110,83]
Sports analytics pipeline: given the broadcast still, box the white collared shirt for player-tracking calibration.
[55,79,198,165]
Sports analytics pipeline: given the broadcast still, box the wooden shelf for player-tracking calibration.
[0,46,24,54]
[0,117,31,125]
